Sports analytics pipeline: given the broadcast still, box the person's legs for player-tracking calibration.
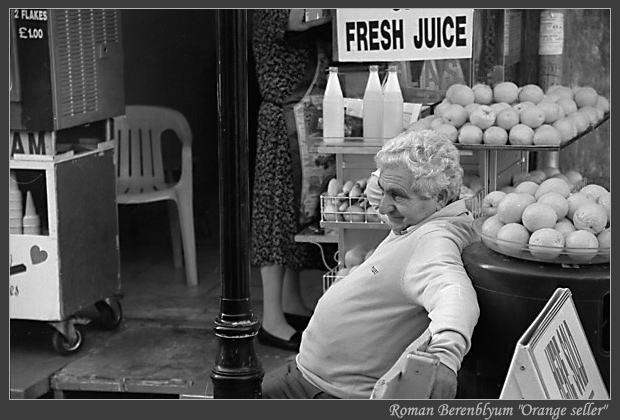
[260,264,297,340]
[262,361,338,399]
[281,267,312,316]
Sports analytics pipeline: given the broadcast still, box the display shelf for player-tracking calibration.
[309,112,609,154]
[320,221,390,230]
[294,226,339,244]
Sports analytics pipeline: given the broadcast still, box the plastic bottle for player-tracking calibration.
[362,65,383,140]
[22,191,41,235]
[322,67,345,142]
[9,171,23,234]
[382,65,404,140]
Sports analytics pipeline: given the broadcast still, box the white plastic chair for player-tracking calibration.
[113,105,198,286]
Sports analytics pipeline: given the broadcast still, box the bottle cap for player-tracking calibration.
[369,65,379,72]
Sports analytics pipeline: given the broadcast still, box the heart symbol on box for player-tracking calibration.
[30,245,48,265]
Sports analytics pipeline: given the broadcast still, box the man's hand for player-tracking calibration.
[287,9,332,32]
[430,363,458,399]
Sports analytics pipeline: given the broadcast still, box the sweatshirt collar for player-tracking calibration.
[396,199,471,235]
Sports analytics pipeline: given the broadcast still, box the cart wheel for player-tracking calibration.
[95,298,123,330]
[52,328,83,356]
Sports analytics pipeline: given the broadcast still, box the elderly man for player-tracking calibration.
[262,129,480,399]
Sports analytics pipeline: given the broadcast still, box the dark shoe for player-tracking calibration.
[284,313,312,332]
[257,328,301,352]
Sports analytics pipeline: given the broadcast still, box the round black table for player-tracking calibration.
[457,242,609,399]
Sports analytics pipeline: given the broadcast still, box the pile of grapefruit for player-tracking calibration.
[479,173,610,263]
[408,82,610,146]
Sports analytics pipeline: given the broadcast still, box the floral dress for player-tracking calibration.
[251,9,326,270]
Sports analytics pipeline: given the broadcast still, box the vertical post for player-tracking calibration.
[537,9,565,170]
[211,9,264,399]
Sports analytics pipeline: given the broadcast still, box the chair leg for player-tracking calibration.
[167,201,184,270]
[175,194,198,287]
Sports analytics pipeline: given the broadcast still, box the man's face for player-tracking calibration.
[377,167,439,233]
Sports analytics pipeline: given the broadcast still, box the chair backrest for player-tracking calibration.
[113,105,192,195]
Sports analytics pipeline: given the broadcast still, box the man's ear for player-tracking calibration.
[436,189,450,209]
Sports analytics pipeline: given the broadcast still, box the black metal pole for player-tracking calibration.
[211,9,264,399]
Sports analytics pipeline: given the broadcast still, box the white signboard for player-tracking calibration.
[334,8,474,62]
[500,288,609,400]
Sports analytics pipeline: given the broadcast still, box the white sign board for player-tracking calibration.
[500,288,609,400]
[334,9,474,62]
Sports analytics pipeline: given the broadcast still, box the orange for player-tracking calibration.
[535,177,572,199]
[554,218,577,237]
[481,214,505,238]
[497,192,536,224]
[521,203,558,232]
[446,84,475,107]
[565,230,599,262]
[572,202,608,234]
[472,83,494,105]
[518,84,545,104]
[493,82,520,104]
[579,184,609,202]
[573,86,599,108]
[537,192,569,219]
[482,191,507,216]
[566,192,595,220]
[496,223,530,253]
[597,228,611,249]
[514,181,539,196]
[528,228,565,260]
[508,124,535,145]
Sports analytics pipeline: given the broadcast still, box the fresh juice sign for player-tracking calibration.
[334,9,474,62]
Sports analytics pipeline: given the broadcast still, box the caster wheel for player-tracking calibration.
[52,328,83,356]
[95,298,123,330]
